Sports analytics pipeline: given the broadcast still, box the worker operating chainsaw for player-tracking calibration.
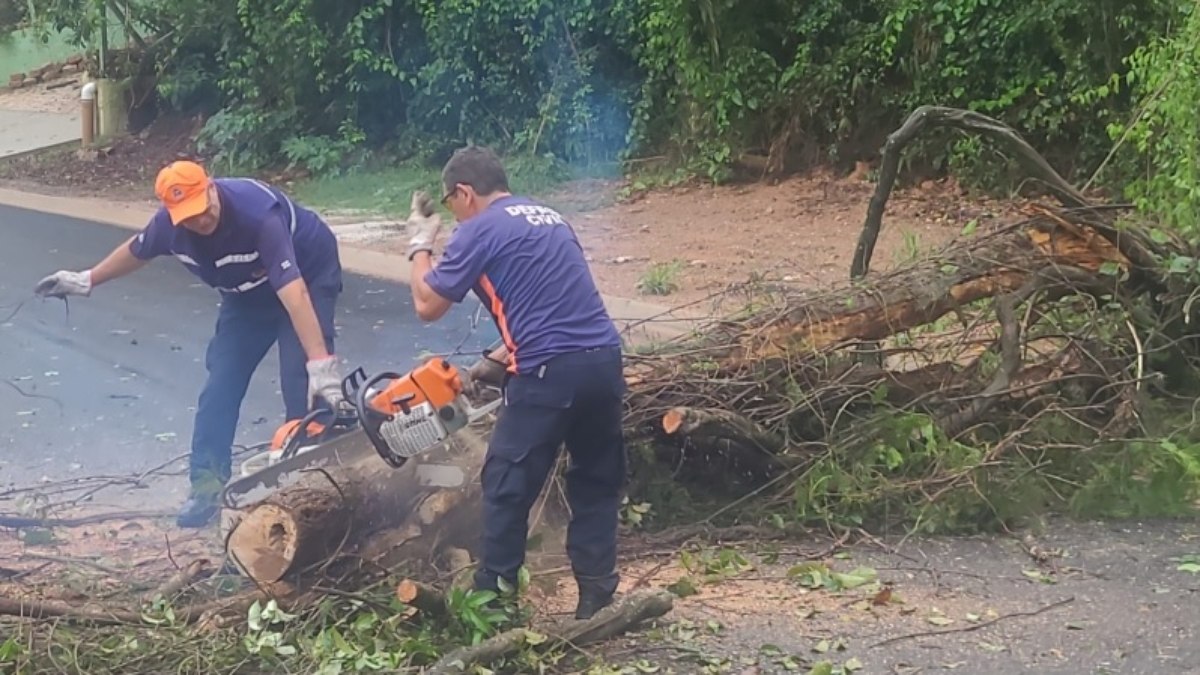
[405,146,627,621]
[33,160,346,529]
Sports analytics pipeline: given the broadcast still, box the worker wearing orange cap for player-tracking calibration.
[34,161,345,528]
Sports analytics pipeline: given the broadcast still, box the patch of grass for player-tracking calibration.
[0,28,81,75]
[896,231,923,265]
[290,163,439,218]
[637,260,684,296]
[290,153,603,218]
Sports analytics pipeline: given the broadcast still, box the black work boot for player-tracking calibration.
[574,573,618,620]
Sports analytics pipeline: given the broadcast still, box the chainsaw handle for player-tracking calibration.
[341,366,368,402]
[279,407,336,460]
[356,371,411,469]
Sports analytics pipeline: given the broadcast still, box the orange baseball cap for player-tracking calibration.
[155,161,212,225]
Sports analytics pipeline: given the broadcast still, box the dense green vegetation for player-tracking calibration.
[18,0,1194,192]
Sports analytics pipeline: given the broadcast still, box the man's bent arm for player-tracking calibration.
[410,251,453,322]
[90,237,149,286]
[277,278,331,360]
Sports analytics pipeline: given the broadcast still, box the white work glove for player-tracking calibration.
[406,190,442,261]
[306,357,346,410]
[34,270,93,298]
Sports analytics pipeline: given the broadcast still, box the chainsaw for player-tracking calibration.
[220,354,504,511]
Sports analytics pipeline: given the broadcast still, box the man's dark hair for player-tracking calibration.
[442,145,510,197]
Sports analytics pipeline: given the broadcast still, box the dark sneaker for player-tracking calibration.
[176,495,218,528]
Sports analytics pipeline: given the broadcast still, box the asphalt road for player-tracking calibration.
[0,205,498,491]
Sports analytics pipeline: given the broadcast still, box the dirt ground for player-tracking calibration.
[525,519,1200,674]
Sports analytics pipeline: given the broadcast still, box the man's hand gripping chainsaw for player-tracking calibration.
[352,355,503,468]
[258,348,506,473]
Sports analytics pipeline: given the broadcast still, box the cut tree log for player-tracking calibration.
[224,426,491,584]
[424,589,675,674]
[395,578,446,618]
[226,485,353,583]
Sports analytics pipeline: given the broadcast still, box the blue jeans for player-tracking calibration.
[188,285,339,494]
[474,346,627,597]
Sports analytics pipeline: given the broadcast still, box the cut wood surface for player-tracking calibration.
[395,578,446,618]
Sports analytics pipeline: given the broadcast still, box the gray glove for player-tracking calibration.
[306,357,345,409]
[35,270,92,298]
[406,190,442,260]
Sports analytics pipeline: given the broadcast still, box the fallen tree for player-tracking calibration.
[214,107,1200,588]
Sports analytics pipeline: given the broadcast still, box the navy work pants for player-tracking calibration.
[474,346,627,597]
[188,285,339,494]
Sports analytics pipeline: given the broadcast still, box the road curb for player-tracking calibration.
[0,186,702,342]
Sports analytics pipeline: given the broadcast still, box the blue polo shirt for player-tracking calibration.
[425,195,621,375]
[128,178,341,296]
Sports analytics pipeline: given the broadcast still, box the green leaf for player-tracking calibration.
[667,577,698,598]
[353,612,378,632]
[1177,562,1200,574]
[760,643,783,655]
[1169,256,1196,275]
[1099,261,1123,277]
[829,567,878,590]
[467,590,497,608]
[807,661,834,675]
[247,600,264,632]
[0,636,21,662]
[961,219,979,236]
[844,657,864,671]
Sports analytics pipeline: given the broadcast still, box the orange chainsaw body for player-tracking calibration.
[269,357,465,453]
[371,356,465,415]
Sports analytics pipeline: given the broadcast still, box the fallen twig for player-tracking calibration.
[0,510,172,529]
[143,558,214,603]
[0,596,145,625]
[0,563,51,581]
[19,553,123,576]
[868,596,1075,648]
[0,586,292,627]
[425,589,674,674]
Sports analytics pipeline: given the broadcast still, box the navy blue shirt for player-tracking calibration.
[129,178,341,296]
[425,195,621,374]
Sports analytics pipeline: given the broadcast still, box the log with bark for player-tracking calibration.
[223,425,492,585]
